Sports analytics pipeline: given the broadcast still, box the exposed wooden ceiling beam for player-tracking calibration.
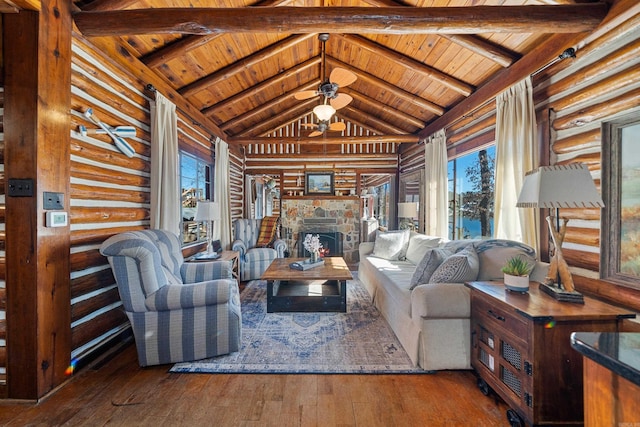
[337,34,474,97]
[140,0,291,68]
[327,57,445,116]
[440,34,518,68]
[204,57,322,116]
[342,105,410,135]
[1,0,39,11]
[219,79,321,132]
[342,88,425,129]
[73,5,608,37]
[230,134,419,145]
[179,33,316,98]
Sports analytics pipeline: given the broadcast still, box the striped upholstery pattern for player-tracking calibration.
[100,229,241,367]
[232,218,288,281]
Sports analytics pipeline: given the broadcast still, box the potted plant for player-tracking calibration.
[502,256,533,293]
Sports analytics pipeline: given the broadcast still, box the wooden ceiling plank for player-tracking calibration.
[219,80,321,132]
[81,0,138,12]
[231,135,419,145]
[327,56,445,116]
[142,34,223,69]
[343,88,425,129]
[73,5,608,37]
[342,105,408,135]
[440,34,518,68]
[205,56,322,116]
[179,33,316,98]
[338,34,474,97]
[235,98,318,138]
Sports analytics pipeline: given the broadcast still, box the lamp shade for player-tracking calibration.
[398,202,418,218]
[516,163,604,209]
[313,104,336,121]
[194,201,220,221]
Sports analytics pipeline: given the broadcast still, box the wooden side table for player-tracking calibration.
[465,280,635,427]
[187,250,240,283]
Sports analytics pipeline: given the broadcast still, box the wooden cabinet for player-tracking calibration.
[466,281,635,427]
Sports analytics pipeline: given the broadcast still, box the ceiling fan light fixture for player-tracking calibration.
[313,104,336,122]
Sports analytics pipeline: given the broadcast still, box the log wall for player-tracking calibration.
[533,14,640,309]
[0,86,5,391]
[68,36,219,366]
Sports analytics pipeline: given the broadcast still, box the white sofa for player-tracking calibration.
[358,231,548,371]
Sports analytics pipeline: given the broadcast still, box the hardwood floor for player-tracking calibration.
[0,344,510,426]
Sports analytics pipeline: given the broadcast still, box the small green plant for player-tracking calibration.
[501,256,533,277]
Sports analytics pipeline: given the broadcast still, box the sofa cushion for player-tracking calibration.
[372,229,410,260]
[474,239,537,281]
[429,245,479,283]
[410,247,451,290]
[405,234,443,265]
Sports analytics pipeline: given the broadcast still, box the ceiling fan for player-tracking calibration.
[294,33,357,111]
[301,120,346,138]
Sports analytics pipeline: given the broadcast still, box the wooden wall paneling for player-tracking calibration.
[4,3,72,399]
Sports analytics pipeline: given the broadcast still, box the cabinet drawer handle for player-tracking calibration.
[487,309,505,322]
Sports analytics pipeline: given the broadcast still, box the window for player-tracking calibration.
[448,146,495,240]
[601,112,640,289]
[180,151,213,245]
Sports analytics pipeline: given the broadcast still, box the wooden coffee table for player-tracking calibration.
[261,257,353,313]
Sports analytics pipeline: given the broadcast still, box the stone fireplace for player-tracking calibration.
[297,231,343,258]
[281,197,360,265]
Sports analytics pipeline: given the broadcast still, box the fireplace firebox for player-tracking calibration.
[298,231,343,258]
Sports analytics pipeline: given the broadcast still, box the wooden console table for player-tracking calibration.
[466,281,635,427]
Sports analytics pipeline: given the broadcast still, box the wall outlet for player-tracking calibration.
[43,192,64,210]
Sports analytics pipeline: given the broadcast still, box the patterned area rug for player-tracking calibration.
[170,278,427,374]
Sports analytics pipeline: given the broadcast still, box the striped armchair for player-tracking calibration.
[99,229,242,367]
[232,218,288,281]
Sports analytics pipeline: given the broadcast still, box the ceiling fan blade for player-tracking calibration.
[328,121,346,132]
[300,123,318,128]
[308,131,322,137]
[330,93,353,110]
[294,90,318,100]
[330,67,357,88]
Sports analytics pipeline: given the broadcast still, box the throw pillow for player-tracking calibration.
[405,234,443,265]
[255,216,279,247]
[429,245,480,283]
[372,229,410,260]
[409,247,451,289]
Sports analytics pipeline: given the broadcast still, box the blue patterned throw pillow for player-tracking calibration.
[429,245,479,283]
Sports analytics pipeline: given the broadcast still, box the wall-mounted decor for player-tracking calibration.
[305,171,334,195]
[601,111,640,290]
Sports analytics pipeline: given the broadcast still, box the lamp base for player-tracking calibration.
[539,282,584,304]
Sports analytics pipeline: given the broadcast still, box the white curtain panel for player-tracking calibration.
[150,92,180,234]
[214,138,233,249]
[494,77,539,252]
[424,129,449,238]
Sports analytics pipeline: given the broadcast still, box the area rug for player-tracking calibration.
[170,277,427,374]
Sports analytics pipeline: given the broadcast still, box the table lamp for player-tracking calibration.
[516,163,604,303]
[398,202,418,230]
[194,200,220,254]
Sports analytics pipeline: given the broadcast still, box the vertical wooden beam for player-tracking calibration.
[4,0,72,399]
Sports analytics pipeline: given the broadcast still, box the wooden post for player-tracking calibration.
[4,0,72,399]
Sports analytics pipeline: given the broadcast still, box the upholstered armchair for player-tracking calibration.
[232,217,287,281]
[99,229,242,367]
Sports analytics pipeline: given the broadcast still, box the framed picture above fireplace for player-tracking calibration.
[305,171,334,195]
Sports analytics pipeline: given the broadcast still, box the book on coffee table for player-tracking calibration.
[289,259,325,271]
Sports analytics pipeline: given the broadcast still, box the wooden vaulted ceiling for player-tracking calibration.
[67,1,607,145]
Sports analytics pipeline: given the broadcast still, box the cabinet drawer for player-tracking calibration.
[472,294,528,341]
